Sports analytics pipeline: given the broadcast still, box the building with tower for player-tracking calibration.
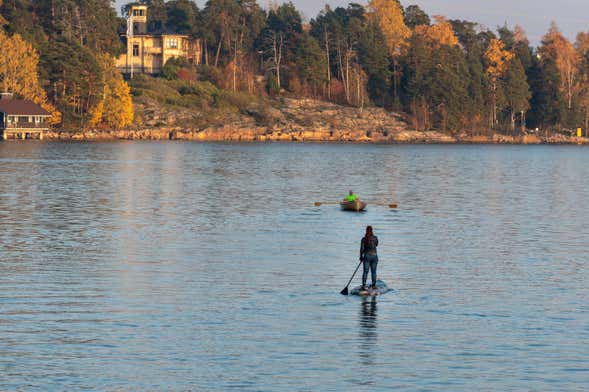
[116,4,202,75]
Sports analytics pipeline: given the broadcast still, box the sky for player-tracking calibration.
[115,0,589,45]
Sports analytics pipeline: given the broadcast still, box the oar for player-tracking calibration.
[340,260,363,295]
[314,201,340,206]
[315,201,398,208]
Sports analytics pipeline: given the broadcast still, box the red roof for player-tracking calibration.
[0,99,51,116]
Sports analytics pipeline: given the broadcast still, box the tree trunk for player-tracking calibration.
[233,38,238,92]
[337,46,345,101]
[204,38,209,66]
[392,60,398,107]
[324,29,331,100]
[214,33,224,68]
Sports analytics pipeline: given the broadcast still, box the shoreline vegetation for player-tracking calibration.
[4,1,589,143]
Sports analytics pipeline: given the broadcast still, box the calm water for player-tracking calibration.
[0,142,588,391]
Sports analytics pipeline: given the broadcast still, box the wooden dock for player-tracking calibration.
[1,128,45,140]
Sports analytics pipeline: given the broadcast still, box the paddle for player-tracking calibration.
[340,260,363,295]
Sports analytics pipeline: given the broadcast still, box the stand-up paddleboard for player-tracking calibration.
[349,280,390,296]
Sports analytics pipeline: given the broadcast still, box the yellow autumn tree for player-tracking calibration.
[366,0,410,101]
[485,38,513,128]
[541,23,579,110]
[366,0,410,57]
[0,30,61,124]
[576,31,589,131]
[0,1,5,26]
[89,53,134,129]
[413,16,458,48]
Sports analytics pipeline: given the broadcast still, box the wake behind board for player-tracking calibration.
[349,280,390,296]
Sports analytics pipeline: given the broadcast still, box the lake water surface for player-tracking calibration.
[0,142,588,391]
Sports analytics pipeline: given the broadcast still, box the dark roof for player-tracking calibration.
[0,99,51,116]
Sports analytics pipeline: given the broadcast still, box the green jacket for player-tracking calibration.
[345,194,358,201]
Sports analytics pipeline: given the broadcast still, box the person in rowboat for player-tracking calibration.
[360,226,379,290]
[345,190,358,202]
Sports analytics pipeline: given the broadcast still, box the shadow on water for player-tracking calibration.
[358,296,378,366]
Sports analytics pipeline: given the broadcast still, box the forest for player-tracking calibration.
[1,0,589,134]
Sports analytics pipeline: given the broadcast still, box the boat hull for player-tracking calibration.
[340,200,367,211]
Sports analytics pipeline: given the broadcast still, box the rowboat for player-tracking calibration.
[340,199,367,212]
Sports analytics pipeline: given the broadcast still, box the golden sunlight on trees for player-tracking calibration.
[366,0,410,103]
[541,23,579,110]
[89,54,134,129]
[366,0,410,57]
[575,31,589,130]
[485,38,514,128]
[0,30,61,124]
[413,16,458,48]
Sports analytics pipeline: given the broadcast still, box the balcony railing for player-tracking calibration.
[118,66,160,74]
[4,122,49,129]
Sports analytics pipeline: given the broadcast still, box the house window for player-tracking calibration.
[167,39,178,49]
[133,9,144,16]
[133,44,139,57]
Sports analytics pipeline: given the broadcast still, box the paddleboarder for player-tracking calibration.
[360,226,378,290]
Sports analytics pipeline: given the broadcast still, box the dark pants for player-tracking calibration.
[362,254,378,286]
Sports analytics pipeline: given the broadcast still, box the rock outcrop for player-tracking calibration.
[43,98,589,144]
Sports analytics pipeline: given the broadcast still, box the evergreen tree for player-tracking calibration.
[403,4,430,29]
[166,0,199,35]
[503,57,531,133]
[295,33,326,96]
[527,54,565,130]
[261,2,302,91]
[358,21,391,106]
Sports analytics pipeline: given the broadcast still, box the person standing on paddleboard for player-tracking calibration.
[360,226,378,290]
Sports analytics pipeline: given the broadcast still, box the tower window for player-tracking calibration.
[133,44,139,57]
[167,39,178,49]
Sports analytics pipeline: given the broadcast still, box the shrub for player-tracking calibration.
[266,77,280,96]
[197,65,224,87]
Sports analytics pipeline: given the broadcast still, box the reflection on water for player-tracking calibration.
[359,296,378,366]
[0,142,588,391]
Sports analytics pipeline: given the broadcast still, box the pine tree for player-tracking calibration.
[404,5,430,29]
[358,21,391,106]
[527,54,565,130]
[503,57,531,133]
[295,33,326,96]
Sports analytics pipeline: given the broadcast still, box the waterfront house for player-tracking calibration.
[116,4,202,75]
[0,93,51,140]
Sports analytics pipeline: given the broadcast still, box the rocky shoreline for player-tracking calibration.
[42,98,589,144]
[43,128,589,144]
